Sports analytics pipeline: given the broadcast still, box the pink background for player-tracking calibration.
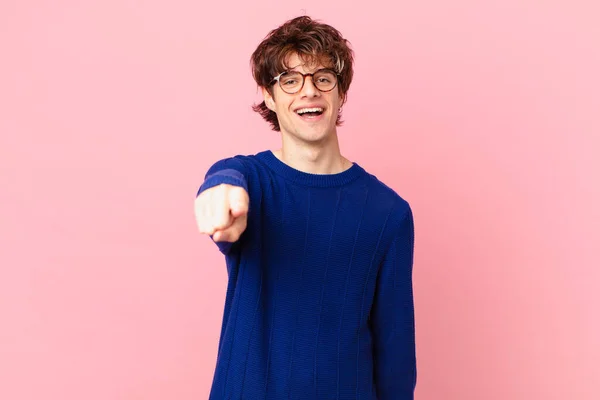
[1,1,598,399]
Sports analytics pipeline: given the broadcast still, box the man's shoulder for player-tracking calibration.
[358,166,412,220]
[206,150,269,172]
[360,168,410,204]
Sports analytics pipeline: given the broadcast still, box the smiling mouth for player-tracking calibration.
[295,107,324,118]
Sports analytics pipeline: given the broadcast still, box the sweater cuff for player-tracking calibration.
[197,168,248,197]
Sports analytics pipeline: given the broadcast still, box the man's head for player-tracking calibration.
[250,16,354,143]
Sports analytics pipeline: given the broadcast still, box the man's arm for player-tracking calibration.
[195,157,250,255]
[370,207,417,399]
[197,157,249,196]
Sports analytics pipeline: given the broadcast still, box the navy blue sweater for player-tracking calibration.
[197,150,416,399]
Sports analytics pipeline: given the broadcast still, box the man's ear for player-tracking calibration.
[262,87,276,111]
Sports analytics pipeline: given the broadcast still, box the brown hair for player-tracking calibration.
[250,16,355,131]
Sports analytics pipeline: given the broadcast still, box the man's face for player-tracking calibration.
[263,53,343,145]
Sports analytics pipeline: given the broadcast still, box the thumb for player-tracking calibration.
[228,187,249,218]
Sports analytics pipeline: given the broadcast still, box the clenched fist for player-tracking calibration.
[195,184,249,242]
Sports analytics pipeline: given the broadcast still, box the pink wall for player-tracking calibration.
[1,1,598,399]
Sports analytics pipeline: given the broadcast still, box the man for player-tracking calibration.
[194,16,416,400]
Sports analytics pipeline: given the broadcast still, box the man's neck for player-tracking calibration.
[273,133,352,175]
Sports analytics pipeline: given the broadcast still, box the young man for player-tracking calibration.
[195,16,416,400]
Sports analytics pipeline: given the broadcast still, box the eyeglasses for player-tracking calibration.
[270,68,339,94]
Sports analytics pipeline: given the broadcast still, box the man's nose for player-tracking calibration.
[300,76,320,97]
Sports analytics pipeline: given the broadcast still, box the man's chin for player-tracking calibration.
[298,129,336,144]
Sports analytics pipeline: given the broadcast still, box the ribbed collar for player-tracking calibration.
[256,150,367,188]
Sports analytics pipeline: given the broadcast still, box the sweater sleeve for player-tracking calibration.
[197,157,249,196]
[196,156,249,255]
[370,206,417,399]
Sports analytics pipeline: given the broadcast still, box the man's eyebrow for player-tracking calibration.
[287,64,329,73]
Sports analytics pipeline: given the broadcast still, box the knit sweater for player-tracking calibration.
[197,150,416,400]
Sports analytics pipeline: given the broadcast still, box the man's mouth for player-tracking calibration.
[295,107,324,119]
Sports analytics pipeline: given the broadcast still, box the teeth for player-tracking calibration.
[296,107,323,114]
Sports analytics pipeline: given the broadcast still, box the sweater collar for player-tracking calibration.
[256,150,366,187]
